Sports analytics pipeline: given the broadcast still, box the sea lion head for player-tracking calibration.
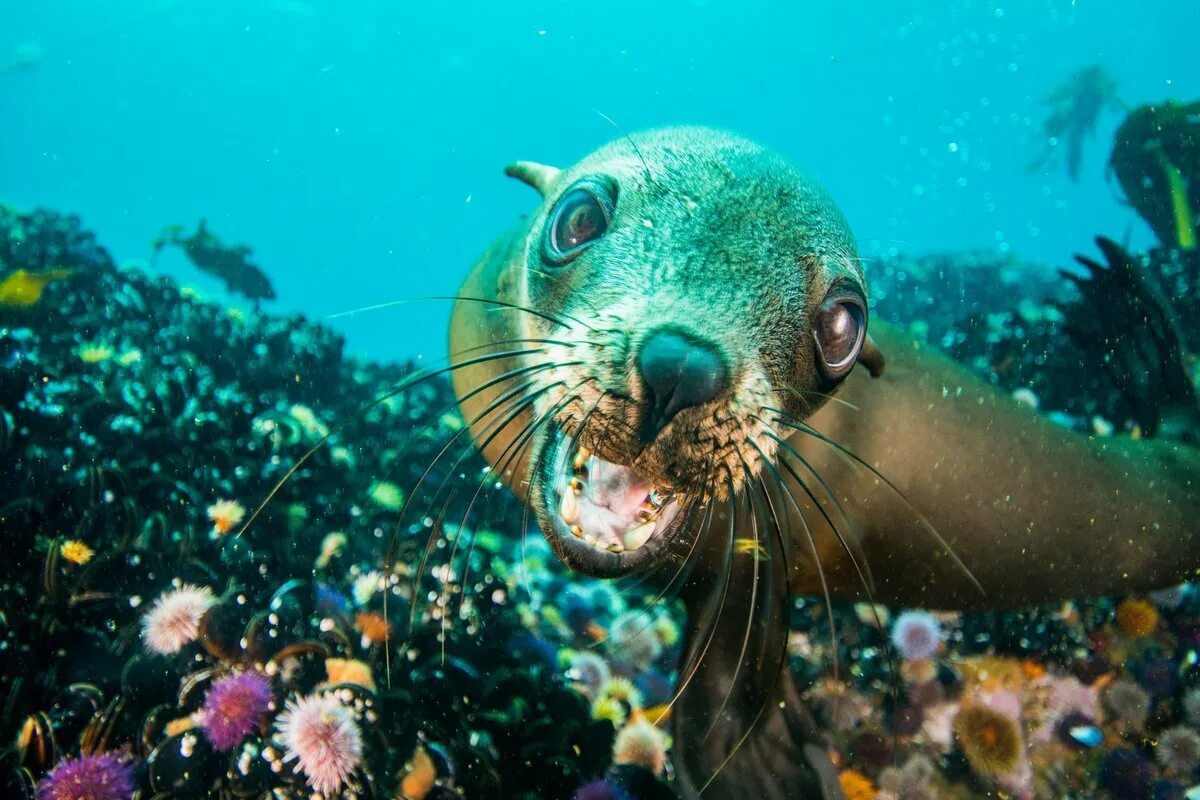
[504,127,877,578]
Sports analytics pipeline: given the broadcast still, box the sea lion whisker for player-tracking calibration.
[383,358,576,621]
[591,108,655,187]
[775,415,985,597]
[407,379,568,632]
[446,383,593,640]
[766,441,905,769]
[653,477,740,726]
[701,466,762,745]
[326,293,596,333]
[237,345,554,541]
[517,386,609,598]
[397,373,569,645]
[749,441,840,692]
[769,393,860,412]
[756,423,874,592]
[697,601,791,796]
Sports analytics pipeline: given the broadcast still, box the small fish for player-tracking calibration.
[0,267,73,308]
[1068,725,1103,748]
[733,538,769,561]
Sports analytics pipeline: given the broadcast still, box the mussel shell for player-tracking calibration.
[223,736,276,798]
[15,712,55,772]
[147,730,223,794]
[265,641,331,693]
[1,767,36,800]
[198,600,254,664]
[140,703,177,752]
[177,667,220,710]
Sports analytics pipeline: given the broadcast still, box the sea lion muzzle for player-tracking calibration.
[636,328,729,445]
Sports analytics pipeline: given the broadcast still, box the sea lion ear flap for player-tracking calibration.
[504,161,561,196]
[859,334,886,378]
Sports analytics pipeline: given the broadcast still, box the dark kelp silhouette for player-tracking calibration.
[1109,100,1200,251]
[1027,65,1124,182]
[153,219,277,303]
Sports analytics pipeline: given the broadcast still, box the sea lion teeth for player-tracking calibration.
[569,524,583,539]
[573,448,589,470]
[605,541,624,553]
[560,491,578,525]
[569,478,583,494]
[623,520,655,551]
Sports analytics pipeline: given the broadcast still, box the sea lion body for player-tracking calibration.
[449,127,1200,798]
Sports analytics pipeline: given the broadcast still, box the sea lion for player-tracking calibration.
[448,127,1200,798]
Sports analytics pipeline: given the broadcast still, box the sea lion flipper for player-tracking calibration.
[859,334,886,378]
[504,160,560,196]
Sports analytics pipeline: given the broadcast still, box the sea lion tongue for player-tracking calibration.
[577,456,654,547]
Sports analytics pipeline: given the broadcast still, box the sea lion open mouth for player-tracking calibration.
[535,425,693,578]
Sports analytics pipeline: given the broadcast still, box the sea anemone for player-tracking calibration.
[200,672,273,750]
[59,539,94,565]
[1156,726,1200,778]
[314,531,347,569]
[76,342,114,364]
[355,611,391,646]
[206,498,246,535]
[1183,687,1200,727]
[352,570,384,606]
[597,676,642,708]
[591,695,627,727]
[324,657,375,691]
[953,704,1024,777]
[400,744,436,800]
[1099,748,1155,800]
[838,769,876,800]
[140,583,216,655]
[612,720,667,775]
[891,611,942,661]
[1116,598,1160,638]
[608,611,663,669]
[652,615,680,647]
[565,650,611,697]
[1103,680,1151,729]
[275,692,363,795]
[368,480,405,510]
[36,752,134,800]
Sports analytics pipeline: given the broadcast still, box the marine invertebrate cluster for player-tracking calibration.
[140,584,217,655]
[199,672,273,750]
[275,692,364,794]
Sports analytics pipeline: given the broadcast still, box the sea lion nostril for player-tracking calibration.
[636,329,729,443]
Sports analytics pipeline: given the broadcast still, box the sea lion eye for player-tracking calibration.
[543,181,614,264]
[813,293,866,379]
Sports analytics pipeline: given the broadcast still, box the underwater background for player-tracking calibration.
[4,2,1200,800]
[2,0,1198,360]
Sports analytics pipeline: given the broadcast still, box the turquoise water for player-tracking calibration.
[2,0,1195,360]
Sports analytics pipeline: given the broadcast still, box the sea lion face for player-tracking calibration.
[512,128,868,578]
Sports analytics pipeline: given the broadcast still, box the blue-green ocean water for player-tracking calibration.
[2,0,1196,361]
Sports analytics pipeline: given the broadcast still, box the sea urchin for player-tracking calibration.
[200,671,273,750]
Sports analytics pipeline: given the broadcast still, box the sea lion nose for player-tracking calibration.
[637,329,728,443]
